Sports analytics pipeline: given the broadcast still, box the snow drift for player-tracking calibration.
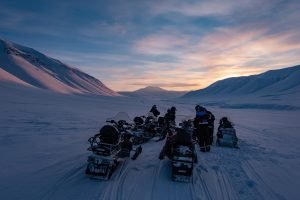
[0,39,119,96]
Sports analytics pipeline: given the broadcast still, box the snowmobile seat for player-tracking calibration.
[173,128,193,148]
[88,143,119,156]
[99,125,120,145]
[134,116,144,126]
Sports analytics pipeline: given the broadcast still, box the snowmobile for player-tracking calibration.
[131,115,150,144]
[159,127,197,182]
[172,122,197,182]
[216,117,238,148]
[172,145,195,182]
[131,115,162,144]
[216,127,238,148]
[179,119,194,135]
[86,113,142,180]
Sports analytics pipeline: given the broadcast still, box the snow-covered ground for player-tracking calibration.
[0,83,299,200]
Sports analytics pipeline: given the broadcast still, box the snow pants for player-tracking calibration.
[208,124,214,145]
[195,125,210,152]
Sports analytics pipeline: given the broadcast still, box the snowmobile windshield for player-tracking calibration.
[106,112,133,124]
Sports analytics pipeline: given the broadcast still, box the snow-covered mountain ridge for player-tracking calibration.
[0,39,119,96]
[183,65,300,98]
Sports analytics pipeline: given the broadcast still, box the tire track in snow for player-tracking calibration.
[40,162,86,200]
[243,160,286,200]
[211,149,239,200]
[193,166,213,200]
[150,161,162,200]
[97,159,131,200]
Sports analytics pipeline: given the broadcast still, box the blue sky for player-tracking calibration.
[1,0,299,91]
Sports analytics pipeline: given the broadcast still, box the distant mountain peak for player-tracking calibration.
[119,85,187,99]
[136,86,166,92]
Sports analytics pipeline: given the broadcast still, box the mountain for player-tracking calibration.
[183,65,300,98]
[0,39,119,96]
[119,86,187,99]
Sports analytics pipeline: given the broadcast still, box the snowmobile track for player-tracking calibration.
[194,167,213,200]
[243,160,286,200]
[150,160,162,200]
[40,163,86,200]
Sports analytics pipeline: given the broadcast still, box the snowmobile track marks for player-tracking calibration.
[243,160,286,200]
[194,167,213,200]
[150,161,162,200]
[40,163,86,200]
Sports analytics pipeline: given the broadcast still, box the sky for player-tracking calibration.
[0,0,300,91]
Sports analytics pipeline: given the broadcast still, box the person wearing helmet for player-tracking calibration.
[156,107,176,141]
[193,105,210,152]
[218,117,233,129]
[149,105,160,117]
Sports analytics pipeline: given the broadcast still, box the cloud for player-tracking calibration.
[80,21,128,37]
[134,29,189,55]
[2,0,299,92]
[152,0,236,17]
[129,82,200,88]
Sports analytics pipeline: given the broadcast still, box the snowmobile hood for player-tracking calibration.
[196,111,206,116]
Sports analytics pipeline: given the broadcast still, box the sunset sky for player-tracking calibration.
[0,0,299,91]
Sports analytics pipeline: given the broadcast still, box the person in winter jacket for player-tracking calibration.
[169,106,176,122]
[193,105,210,152]
[149,105,160,117]
[218,117,233,129]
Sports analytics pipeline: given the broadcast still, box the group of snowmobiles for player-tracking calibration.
[85,105,238,182]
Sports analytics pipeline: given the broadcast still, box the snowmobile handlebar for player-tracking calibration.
[106,120,115,124]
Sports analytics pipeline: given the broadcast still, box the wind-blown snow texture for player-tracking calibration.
[183,65,300,98]
[0,39,119,96]
[0,83,299,200]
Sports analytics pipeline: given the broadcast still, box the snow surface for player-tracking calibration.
[0,39,119,96]
[1,83,299,200]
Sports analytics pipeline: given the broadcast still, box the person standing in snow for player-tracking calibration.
[169,106,176,124]
[149,105,160,117]
[157,107,177,141]
[207,110,215,145]
[193,105,211,152]
[145,105,160,124]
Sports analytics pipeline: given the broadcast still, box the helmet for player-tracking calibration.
[170,106,176,112]
[152,105,157,108]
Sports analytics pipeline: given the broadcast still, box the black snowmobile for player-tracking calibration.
[159,127,197,182]
[216,117,238,148]
[86,113,142,180]
[131,115,162,144]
